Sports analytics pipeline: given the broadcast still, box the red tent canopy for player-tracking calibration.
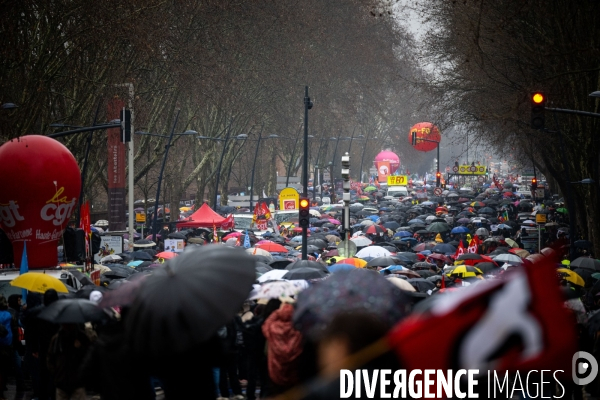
[176,203,226,228]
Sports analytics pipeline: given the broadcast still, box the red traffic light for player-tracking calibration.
[531,177,537,184]
[436,172,441,178]
[532,93,544,104]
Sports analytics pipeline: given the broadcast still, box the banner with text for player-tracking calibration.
[387,175,408,186]
[107,98,126,231]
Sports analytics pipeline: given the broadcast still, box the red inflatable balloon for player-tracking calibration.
[409,122,441,152]
[0,135,81,269]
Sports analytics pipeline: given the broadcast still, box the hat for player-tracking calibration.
[89,290,103,304]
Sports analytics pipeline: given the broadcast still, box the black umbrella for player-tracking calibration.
[282,267,328,280]
[69,269,95,287]
[107,279,128,290]
[269,257,293,270]
[306,245,321,254]
[142,248,157,257]
[125,245,256,358]
[37,298,109,323]
[571,257,600,271]
[285,259,329,273]
[426,222,451,233]
[416,270,436,278]
[431,243,456,254]
[406,278,436,293]
[131,250,153,261]
[167,232,187,240]
[474,262,498,274]
[74,285,107,300]
[306,238,328,249]
[365,256,403,268]
[395,252,419,264]
[413,262,436,271]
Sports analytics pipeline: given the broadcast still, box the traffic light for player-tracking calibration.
[299,197,310,228]
[531,177,538,191]
[411,131,417,146]
[436,171,441,187]
[531,92,545,130]
[120,108,131,143]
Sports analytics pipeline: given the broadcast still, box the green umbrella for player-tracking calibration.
[556,208,568,214]
[426,222,451,233]
[363,186,377,192]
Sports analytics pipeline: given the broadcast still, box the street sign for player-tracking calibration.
[323,171,331,181]
[535,214,547,224]
[387,175,408,186]
[433,187,443,196]
[446,166,450,172]
[369,167,377,175]
[477,176,485,183]
[452,166,459,172]
[457,165,487,175]
[337,239,357,258]
[135,212,146,223]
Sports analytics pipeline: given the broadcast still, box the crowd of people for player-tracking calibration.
[0,183,598,400]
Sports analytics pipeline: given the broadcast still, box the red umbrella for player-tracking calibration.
[412,242,436,252]
[364,225,385,235]
[156,251,178,260]
[255,242,289,253]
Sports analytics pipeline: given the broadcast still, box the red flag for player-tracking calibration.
[387,252,576,374]
[453,240,465,259]
[468,234,482,254]
[251,201,262,224]
[221,214,235,230]
[79,201,91,258]
[261,202,272,221]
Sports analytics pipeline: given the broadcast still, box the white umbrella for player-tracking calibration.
[246,247,274,261]
[101,254,122,263]
[257,269,289,283]
[386,276,416,292]
[350,236,373,247]
[359,219,375,226]
[309,209,321,217]
[249,280,309,299]
[355,246,392,259]
[493,253,523,265]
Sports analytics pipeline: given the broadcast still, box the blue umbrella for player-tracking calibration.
[127,260,144,267]
[401,237,418,245]
[290,236,303,243]
[451,226,470,234]
[394,231,412,238]
[420,250,432,256]
[367,215,380,222]
[408,219,422,225]
[379,265,407,274]
[327,263,357,273]
[497,224,512,230]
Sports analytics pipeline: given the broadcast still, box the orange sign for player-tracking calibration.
[376,161,391,183]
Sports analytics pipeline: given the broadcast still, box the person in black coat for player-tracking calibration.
[217,318,244,399]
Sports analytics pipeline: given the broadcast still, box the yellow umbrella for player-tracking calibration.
[446,265,482,278]
[179,206,191,212]
[512,249,530,258]
[10,272,68,293]
[504,238,518,248]
[557,268,585,287]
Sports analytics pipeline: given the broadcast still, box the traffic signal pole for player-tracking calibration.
[341,153,350,257]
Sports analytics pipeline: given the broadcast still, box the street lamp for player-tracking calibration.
[137,113,197,242]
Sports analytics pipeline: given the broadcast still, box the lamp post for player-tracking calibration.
[302,86,313,260]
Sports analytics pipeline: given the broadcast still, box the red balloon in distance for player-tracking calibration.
[409,122,441,152]
[0,135,81,269]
